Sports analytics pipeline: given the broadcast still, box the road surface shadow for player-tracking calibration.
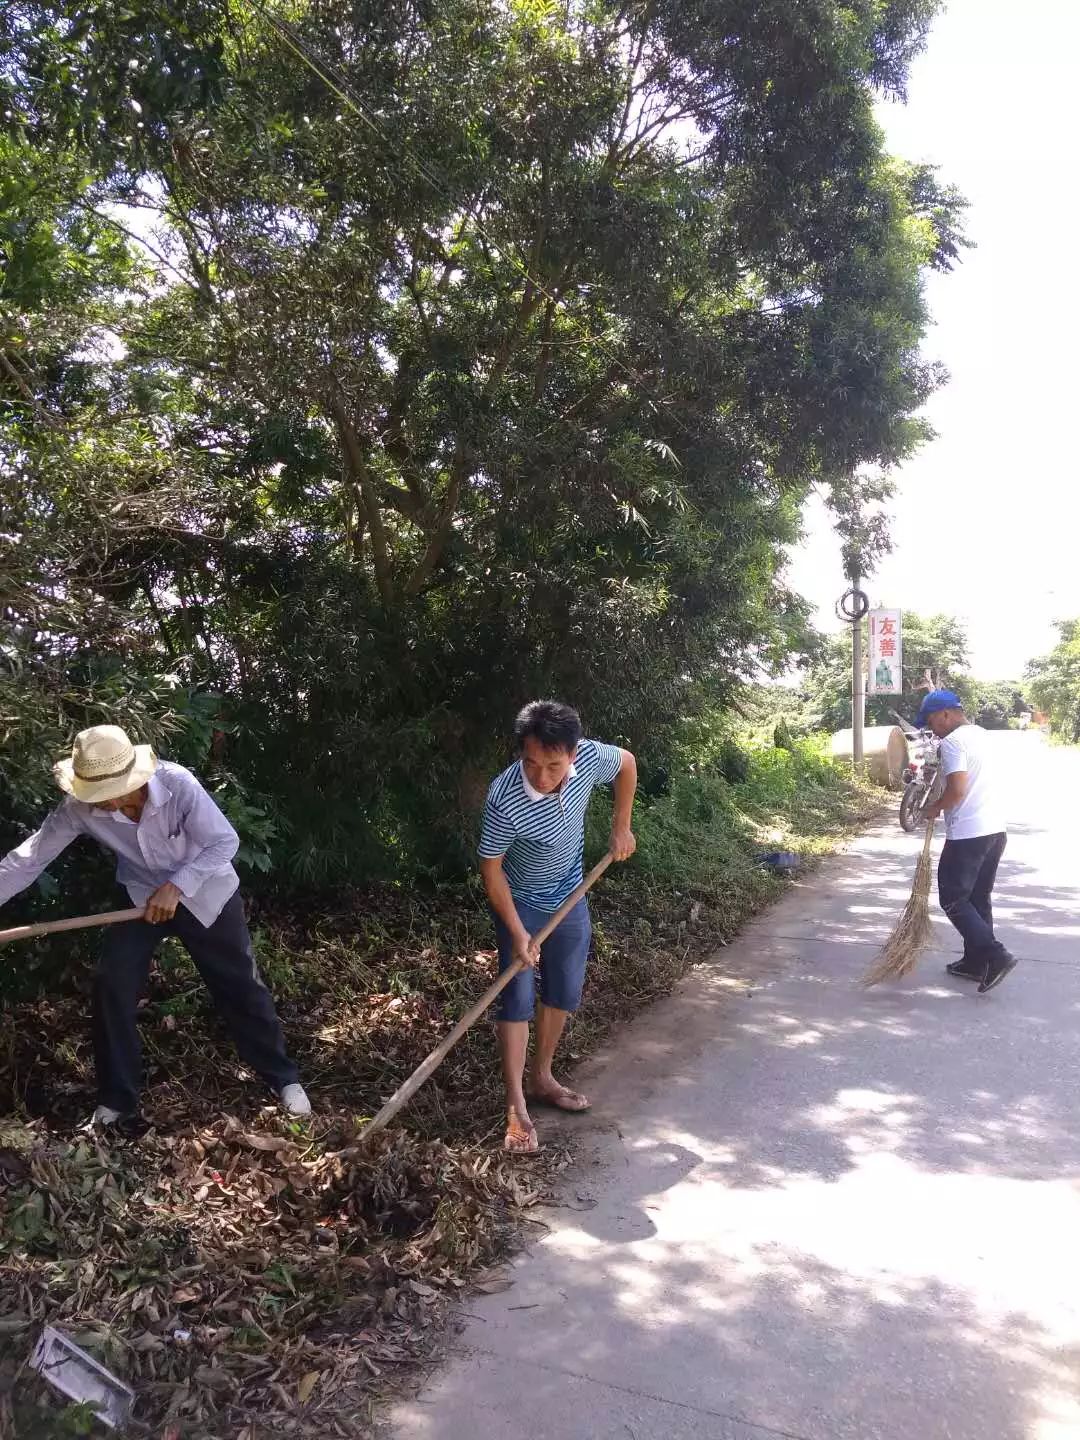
[391,747,1080,1440]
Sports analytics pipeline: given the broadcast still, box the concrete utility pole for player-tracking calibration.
[837,573,868,769]
[851,569,865,765]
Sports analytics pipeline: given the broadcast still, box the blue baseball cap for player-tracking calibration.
[915,689,964,728]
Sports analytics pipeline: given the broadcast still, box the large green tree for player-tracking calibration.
[0,129,258,915]
[1027,621,1080,741]
[1,0,966,882]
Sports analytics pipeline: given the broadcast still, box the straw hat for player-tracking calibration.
[54,725,158,804]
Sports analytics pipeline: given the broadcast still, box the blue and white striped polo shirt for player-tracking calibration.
[479,739,624,911]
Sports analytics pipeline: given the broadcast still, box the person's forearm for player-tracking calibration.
[612,750,638,829]
[168,794,240,896]
[0,806,81,907]
[928,773,967,820]
[940,775,967,812]
[0,849,40,908]
[481,860,530,945]
[170,832,239,896]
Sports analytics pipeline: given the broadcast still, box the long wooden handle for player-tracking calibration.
[361,853,616,1143]
[0,907,146,945]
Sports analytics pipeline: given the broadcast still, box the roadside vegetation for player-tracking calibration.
[1027,621,1080,742]
[1,726,879,1437]
[1,0,960,1431]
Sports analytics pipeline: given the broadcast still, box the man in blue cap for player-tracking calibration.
[917,690,1017,992]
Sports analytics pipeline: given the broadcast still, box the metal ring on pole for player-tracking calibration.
[836,587,869,624]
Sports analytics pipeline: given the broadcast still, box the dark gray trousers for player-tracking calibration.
[938,832,1010,963]
[92,892,298,1113]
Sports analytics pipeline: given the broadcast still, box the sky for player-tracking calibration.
[784,0,1080,681]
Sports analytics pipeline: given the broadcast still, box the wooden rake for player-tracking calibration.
[0,908,145,945]
[361,853,615,1143]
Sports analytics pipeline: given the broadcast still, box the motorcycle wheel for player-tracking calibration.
[899,785,923,833]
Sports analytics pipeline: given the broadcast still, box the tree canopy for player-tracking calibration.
[1,0,966,885]
[1027,621,1080,741]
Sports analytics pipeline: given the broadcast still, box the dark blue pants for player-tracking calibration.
[493,898,592,1022]
[93,892,298,1113]
[937,832,1010,963]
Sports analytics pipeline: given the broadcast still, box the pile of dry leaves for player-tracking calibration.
[0,879,722,1436]
[1,1108,562,1437]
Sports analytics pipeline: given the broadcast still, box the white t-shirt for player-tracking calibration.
[939,724,1007,840]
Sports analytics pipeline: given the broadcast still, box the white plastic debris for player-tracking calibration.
[30,1325,134,1430]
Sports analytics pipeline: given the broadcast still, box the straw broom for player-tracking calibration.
[861,821,936,986]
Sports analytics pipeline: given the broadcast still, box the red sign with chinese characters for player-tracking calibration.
[868,609,903,695]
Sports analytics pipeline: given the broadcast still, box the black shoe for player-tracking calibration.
[946,958,986,981]
[978,951,1018,994]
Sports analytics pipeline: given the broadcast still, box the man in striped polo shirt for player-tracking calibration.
[479,701,637,1152]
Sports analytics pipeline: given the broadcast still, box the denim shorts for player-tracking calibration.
[493,898,592,1022]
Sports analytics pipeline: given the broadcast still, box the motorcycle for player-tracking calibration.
[899,728,942,832]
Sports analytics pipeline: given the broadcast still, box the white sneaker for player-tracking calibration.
[92,1105,123,1126]
[279,1083,312,1117]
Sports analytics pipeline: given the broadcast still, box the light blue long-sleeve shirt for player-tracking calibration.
[0,761,240,928]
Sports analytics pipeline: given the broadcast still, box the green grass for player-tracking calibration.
[589,734,881,899]
[562,734,884,1060]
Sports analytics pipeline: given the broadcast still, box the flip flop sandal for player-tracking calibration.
[503,1117,542,1154]
[527,1087,591,1113]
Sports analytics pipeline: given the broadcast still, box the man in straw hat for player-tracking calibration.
[918,690,1018,993]
[0,725,310,1124]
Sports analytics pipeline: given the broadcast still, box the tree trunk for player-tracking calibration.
[404,445,468,598]
[331,394,397,614]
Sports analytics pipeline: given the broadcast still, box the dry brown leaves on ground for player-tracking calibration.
[1,1111,564,1438]
[0,879,739,1437]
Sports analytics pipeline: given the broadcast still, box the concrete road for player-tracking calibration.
[389,732,1080,1440]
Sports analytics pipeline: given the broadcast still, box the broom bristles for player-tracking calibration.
[861,823,936,987]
